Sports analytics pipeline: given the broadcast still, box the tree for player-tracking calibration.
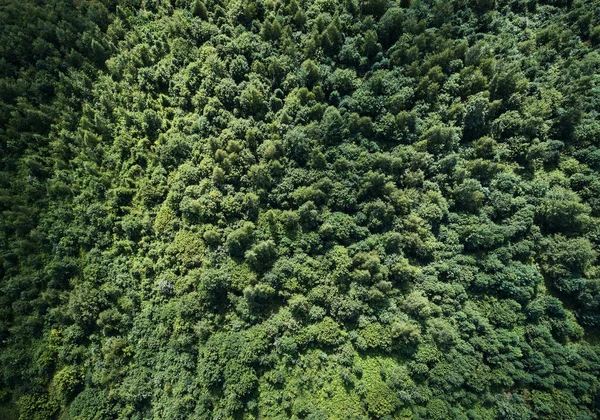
[378,8,403,48]
[245,240,278,271]
[226,222,256,257]
[463,94,490,142]
[537,187,591,235]
[453,179,486,213]
[300,59,320,87]
[420,125,460,155]
[192,0,208,20]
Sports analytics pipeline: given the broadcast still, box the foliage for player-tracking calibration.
[1,0,600,418]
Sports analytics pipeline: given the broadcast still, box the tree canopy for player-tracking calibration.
[1,0,600,418]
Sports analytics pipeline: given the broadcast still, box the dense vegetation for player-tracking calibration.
[1,0,600,418]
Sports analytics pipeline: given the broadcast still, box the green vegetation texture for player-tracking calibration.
[1,0,600,418]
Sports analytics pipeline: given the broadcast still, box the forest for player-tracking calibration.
[1,0,600,418]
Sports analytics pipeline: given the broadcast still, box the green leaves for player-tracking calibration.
[191,0,208,20]
[226,222,256,257]
[2,0,600,419]
[537,187,592,235]
[245,240,277,271]
[422,126,459,155]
